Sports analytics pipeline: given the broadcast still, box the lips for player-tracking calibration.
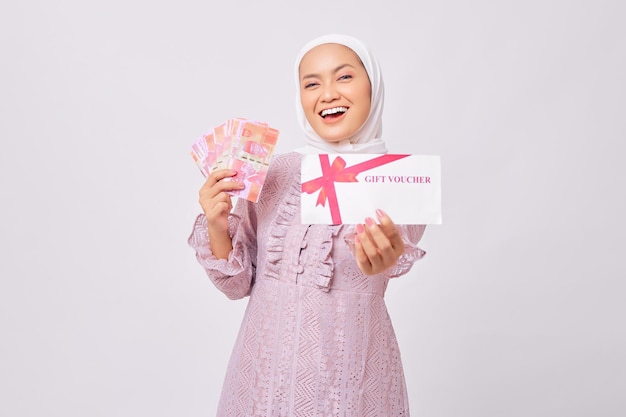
[319,106,348,118]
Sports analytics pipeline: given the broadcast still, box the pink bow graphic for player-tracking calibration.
[301,154,410,224]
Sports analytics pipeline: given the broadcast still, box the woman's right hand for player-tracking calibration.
[198,169,245,258]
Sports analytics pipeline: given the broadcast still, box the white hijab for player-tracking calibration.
[294,34,388,154]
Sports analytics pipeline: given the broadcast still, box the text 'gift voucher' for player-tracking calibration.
[301,154,442,225]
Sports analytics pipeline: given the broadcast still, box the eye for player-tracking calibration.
[338,74,353,81]
[303,80,319,89]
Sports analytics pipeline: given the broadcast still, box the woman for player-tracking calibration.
[189,34,426,416]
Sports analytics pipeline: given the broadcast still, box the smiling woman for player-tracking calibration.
[293,34,388,155]
[189,34,427,416]
[298,43,372,143]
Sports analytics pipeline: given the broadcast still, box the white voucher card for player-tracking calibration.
[301,154,442,225]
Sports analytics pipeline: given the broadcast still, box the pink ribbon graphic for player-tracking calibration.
[301,154,410,224]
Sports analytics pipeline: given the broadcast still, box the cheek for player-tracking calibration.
[363,83,372,104]
[300,93,315,112]
[349,81,371,109]
[300,95,318,125]
[357,86,371,110]
[361,87,372,117]
[356,97,371,126]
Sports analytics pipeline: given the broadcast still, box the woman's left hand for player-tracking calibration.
[354,209,405,276]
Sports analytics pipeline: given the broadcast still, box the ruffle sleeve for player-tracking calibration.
[187,199,258,300]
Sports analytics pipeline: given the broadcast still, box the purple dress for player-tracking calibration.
[189,152,426,417]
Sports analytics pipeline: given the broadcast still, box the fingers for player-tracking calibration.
[198,169,245,228]
[354,209,405,275]
[203,196,233,218]
[354,224,378,273]
[374,209,405,254]
[199,169,244,204]
[200,169,244,197]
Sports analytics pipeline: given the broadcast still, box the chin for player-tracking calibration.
[315,129,356,144]
[321,136,348,144]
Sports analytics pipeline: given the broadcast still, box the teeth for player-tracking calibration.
[321,107,348,117]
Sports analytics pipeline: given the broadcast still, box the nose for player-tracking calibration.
[321,83,340,102]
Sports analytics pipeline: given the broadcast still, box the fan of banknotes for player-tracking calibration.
[190,117,279,202]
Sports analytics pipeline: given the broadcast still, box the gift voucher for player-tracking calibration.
[301,154,442,225]
[190,118,279,203]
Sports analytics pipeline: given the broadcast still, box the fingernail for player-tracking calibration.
[356,224,364,233]
[365,217,375,227]
[376,208,385,219]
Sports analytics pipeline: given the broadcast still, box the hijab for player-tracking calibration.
[294,34,388,154]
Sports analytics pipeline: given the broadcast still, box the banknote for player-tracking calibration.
[190,118,280,202]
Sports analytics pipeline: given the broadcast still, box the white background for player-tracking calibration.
[1,1,624,416]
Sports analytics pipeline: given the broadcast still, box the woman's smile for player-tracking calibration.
[319,106,349,122]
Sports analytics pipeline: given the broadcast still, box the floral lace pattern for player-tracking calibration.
[189,152,426,416]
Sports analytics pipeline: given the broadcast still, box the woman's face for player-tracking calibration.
[299,43,371,143]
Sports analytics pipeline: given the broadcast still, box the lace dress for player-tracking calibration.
[189,152,426,417]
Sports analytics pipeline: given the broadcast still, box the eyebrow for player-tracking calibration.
[300,63,356,80]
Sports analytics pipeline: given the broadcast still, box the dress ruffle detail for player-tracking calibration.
[313,225,341,292]
[264,177,300,280]
[264,169,340,292]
